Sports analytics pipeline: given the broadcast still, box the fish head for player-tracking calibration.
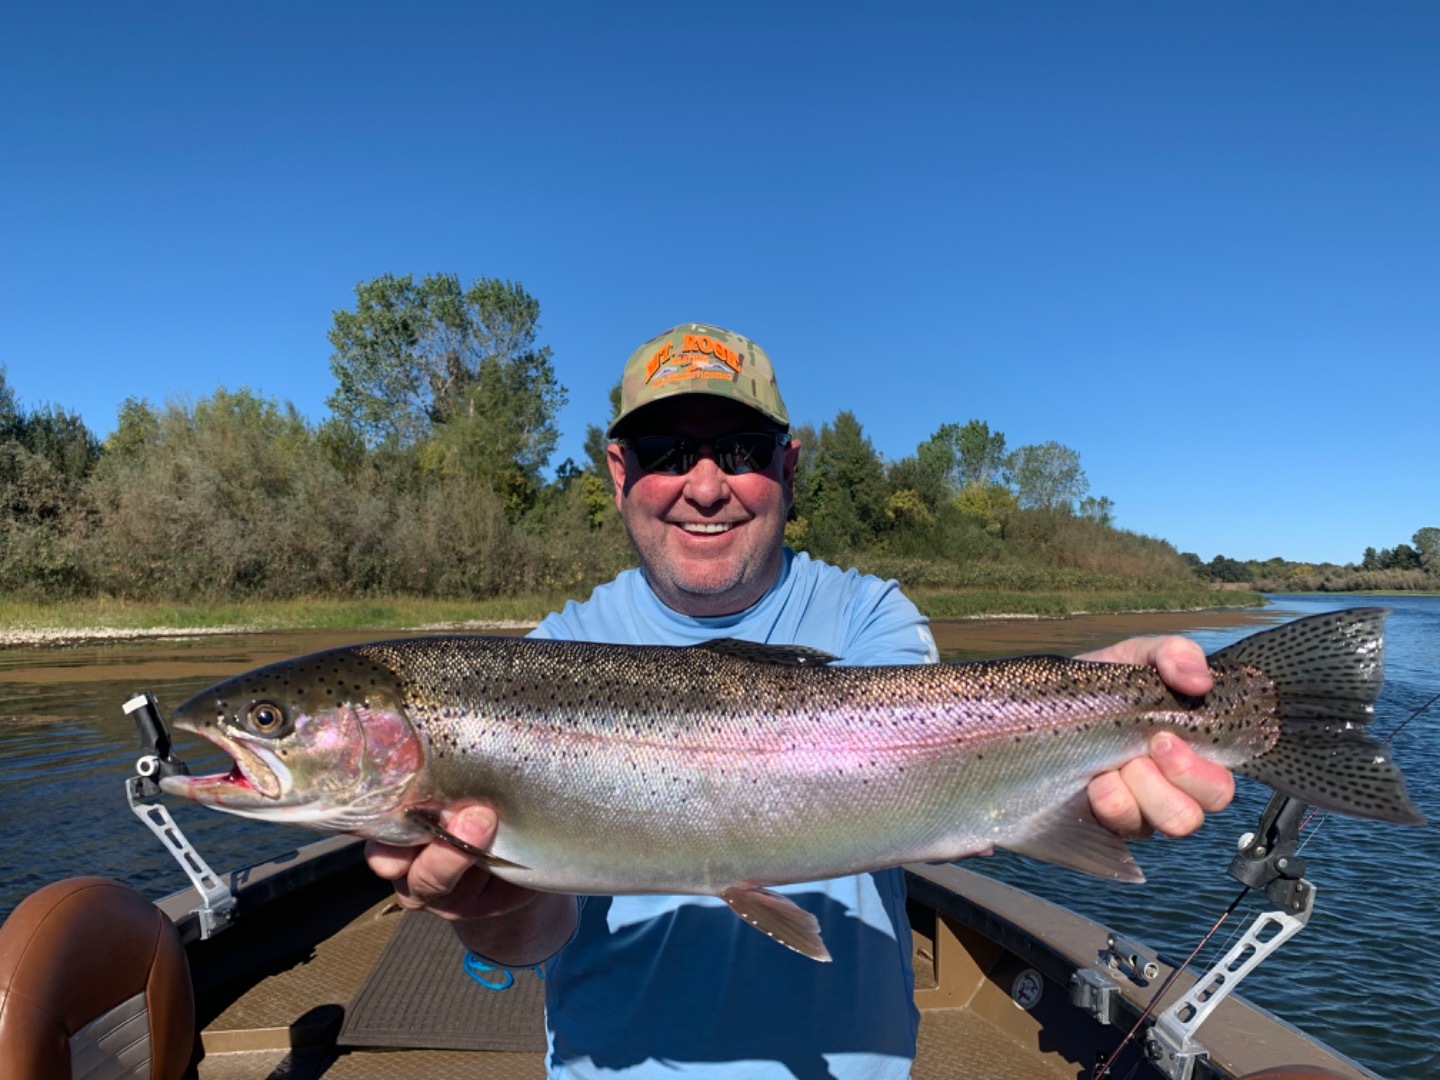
[159,647,430,836]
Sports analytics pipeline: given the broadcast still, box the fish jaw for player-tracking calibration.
[159,724,292,807]
[160,691,433,837]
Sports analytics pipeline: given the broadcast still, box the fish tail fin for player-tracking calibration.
[1219,608,1426,825]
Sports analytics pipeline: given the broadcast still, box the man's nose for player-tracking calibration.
[682,447,730,503]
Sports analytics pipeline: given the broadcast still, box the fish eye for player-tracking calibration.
[245,701,290,736]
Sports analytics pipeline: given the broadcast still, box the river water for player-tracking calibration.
[0,595,1435,1077]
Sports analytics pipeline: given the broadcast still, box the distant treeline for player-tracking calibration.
[1189,529,1440,593]
[0,273,1242,603]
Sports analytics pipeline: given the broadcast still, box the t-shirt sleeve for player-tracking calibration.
[839,575,938,666]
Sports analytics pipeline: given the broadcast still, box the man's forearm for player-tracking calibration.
[452,890,579,968]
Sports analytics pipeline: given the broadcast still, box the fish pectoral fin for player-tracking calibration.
[720,885,832,962]
[695,639,839,666]
[1003,791,1145,883]
[402,807,529,871]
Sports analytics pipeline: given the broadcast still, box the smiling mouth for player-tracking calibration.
[678,522,735,534]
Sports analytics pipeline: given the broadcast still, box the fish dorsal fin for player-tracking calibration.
[1004,791,1145,882]
[720,885,832,961]
[695,639,839,666]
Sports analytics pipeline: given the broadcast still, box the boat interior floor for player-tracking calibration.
[191,895,1069,1080]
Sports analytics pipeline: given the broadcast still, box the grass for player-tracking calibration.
[910,587,1265,619]
[0,594,574,632]
[0,586,1264,634]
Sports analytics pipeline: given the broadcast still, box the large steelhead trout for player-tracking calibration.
[162,607,1423,960]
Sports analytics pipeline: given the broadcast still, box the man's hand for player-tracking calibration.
[1077,635,1236,839]
[364,803,577,966]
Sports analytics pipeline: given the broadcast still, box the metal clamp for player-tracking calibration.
[1070,966,1121,1026]
[1101,933,1160,984]
[124,692,236,938]
[1146,883,1315,1080]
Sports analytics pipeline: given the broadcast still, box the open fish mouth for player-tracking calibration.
[159,726,289,805]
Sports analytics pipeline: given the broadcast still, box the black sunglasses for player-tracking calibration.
[620,432,791,476]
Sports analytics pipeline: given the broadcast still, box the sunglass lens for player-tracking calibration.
[632,436,694,475]
[714,434,773,474]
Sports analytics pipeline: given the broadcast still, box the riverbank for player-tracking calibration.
[0,588,1266,649]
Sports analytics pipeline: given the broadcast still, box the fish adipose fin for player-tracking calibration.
[1006,790,1146,882]
[1216,608,1426,826]
[696,639,839,666]
[720,885,833,962]
[403,807,530,870]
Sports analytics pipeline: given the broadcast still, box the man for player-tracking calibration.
[366,323,1233,1079]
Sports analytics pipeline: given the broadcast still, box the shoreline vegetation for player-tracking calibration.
[0,585,1266,649]
[5,279,1433,635]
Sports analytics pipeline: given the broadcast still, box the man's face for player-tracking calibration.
[607,398,800,618]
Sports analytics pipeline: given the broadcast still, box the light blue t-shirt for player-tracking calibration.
[528,549,938,1080]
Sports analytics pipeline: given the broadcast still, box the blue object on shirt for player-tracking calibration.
[529,549,937,1079]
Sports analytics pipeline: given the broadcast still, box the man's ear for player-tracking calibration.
[781,435,801,511]
[607,442,629,510]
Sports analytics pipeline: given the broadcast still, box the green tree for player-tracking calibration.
[955,481,1017,532]
[1207,555,1250,583]
[18,404,101,483]
[327,273,566,517]
[1413,527,1440,574]
[0,372,100,595]
[581,381,623,478]
[1078,495,1115,526]
[1006,441,1088,512]
[1381,544,1421,571]
[955,420,1008,488]
[798,412,888,551]
[914,419,1008,495]
[327,273,565,459]
[0,367,19,438]
[106,398,161,460]
[885,454,949,514]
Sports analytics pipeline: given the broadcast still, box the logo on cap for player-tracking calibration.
[644,333,745,389]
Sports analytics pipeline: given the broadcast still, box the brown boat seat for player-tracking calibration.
[0,876,195,1080]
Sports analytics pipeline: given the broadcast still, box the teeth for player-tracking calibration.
[681,522,733,534]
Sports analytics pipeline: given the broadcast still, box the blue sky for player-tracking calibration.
[2,3,1435,566]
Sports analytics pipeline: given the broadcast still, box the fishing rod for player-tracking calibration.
[1092,687,1440,1080]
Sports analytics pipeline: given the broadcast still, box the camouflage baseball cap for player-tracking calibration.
[607,323,789,439]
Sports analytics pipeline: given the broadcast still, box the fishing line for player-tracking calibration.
[1297,687,1437,836]
[1096,686,1440,1078]
[1378,686,1440,746]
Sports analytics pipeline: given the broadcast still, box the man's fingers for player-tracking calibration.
[1089,734,1236,840]
[1149,732,1235,813]
[364,840,420,882]
[1077,635,1214,697]
[1116,753,1204,838]
[1086,769,1150,840]
[1154,642,1213,698]
[402,805,499,906]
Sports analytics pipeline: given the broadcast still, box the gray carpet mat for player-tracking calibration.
[338,911,547,1052]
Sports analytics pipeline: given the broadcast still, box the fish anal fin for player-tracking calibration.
[720,885,832,962]
[402,807,529,871]
[1004,792,1145,882]
[696,639,839,666]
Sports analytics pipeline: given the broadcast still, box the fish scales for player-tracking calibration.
[161,608,1424,960]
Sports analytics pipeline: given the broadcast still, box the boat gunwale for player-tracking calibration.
[151,839,1381,1080]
